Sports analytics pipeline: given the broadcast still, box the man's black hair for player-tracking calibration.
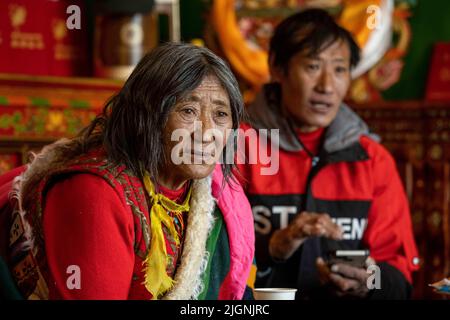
[269,8,361,72]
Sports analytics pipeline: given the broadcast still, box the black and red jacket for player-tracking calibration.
[237,84,420,299]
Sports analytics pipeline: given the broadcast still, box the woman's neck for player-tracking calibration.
[157,178,187,191]
[157,172,187,191]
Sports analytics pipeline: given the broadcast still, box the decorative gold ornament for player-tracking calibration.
[9,4,27,29]
[429,145,443,160]
[53,19,67,41]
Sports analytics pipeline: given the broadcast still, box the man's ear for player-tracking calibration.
[269,54,284,83]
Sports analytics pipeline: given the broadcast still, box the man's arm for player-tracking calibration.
[362,141,420,299]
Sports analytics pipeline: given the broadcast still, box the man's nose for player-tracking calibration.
[315,69,334,94]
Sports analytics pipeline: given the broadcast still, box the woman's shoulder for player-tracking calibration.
[45,172,129,210]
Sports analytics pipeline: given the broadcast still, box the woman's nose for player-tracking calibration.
[192,117,216,143]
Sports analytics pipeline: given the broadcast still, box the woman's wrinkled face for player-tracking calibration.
[162,75,233,185]
[272,40,352,132]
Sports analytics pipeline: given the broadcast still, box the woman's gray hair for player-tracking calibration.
[81,42,244,183]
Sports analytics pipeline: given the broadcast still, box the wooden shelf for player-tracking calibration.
[0,74,123,167]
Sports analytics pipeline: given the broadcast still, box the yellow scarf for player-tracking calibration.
[142,173,192,300]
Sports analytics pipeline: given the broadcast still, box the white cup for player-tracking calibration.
[253,288,298,300]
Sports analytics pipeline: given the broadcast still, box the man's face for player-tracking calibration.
[272,40,352,132]
[162,75,233,185]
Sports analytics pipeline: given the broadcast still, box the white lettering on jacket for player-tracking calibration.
[252,205,367,240]
[331,217,367,240]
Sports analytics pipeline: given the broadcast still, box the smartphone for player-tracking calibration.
[327,250,370,269]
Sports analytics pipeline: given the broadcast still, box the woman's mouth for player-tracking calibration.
[187,149,215,158]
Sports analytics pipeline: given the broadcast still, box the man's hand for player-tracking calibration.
[288,212,343,240]
[316,257,376,298]
[269,212,342,260]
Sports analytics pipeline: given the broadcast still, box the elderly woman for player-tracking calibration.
[1,43,254,300]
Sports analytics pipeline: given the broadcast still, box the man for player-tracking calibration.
[237,8,419,299]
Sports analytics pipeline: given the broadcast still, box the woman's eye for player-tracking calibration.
[307,64,319,71]
[217,111,229,117]
[182,108,195,115]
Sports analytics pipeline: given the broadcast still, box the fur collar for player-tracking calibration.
[11,138,83,254]
[163,176,215,299]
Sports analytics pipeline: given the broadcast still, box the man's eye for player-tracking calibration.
[307,64,320,71]
[336,66,348,73]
